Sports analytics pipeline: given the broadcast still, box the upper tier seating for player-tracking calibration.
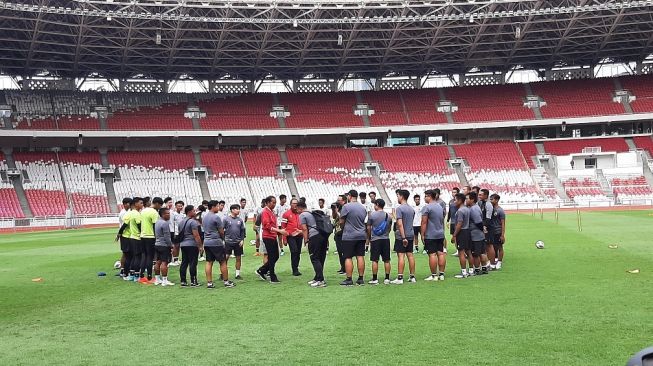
[543,137,629,156]
[15,116,100,130]
[445,84,534,122]
[361,90,408,126]
[400,89,448,125]
[620,74,653,113]
[280,92,364,128]
[108,104,192,130]
[198,94,278,130]
[531,78,624,118]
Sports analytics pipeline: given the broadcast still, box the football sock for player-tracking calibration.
[385,273,390,280]
[236,270,240,276]
[372,274,378,281]
[398,274,404,280]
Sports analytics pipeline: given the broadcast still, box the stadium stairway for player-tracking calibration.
[354,91,371,127]
[524,83,543,119]
[277,147,299,198]
[271,94,286,128]
[361,147,391,203]
[53,153,74,214]
[192,148,211,201]
[2,149,33,217]
[536,142,571,201]
[613,78,634,114]
[625,137,638,150]
[447,145,469,186]
[99,149,119,213]
[595,169,615,198]
[437,89,455,124]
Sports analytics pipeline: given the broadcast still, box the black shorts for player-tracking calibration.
[155,246,172,263]
[342,240,366,258]
[130,239,143,255]
[471,240,486,257]
[413,226,421,238]
[120,236,131,253]
[488,233,503,245]
[394,238,414,253]
[205,246,226,263]
[370,239,391,262]
[455,230,471,251]
[142,237,155,250]
[226,242,244,257]
[424,238,445,254]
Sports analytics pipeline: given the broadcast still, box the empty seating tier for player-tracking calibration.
[518,142,539,169]
[621,75,653,113]
[543,137,629,156]
[531,78,624,118]
[361,90,408,126]
[281,92,363,128]
[445,84,534,123]
[633,136,653,156]
[198,94,277,130]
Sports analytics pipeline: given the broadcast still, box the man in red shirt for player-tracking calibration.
[255,196,287,283]
[282,198,303,276]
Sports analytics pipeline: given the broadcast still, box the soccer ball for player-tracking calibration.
[535,240,545,249]
[113,260,121,269]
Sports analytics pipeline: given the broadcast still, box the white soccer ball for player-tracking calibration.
[535,240,545,249]
[113,260,121,269]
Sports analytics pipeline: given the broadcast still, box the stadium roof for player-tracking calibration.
[1,0,653,80]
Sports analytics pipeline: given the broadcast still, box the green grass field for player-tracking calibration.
[1,209,652,365]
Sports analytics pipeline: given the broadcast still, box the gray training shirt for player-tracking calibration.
[395,203,415,240]
[469,204,485,242]
[340,202,368,241]
[299,211,320,239]
[223,215,246,245]
[178,217,201,247]
[155,218,172,247]
[455,206,470,230]
[489,207,506,235]
[368,210,391,241]
[202,212,224,247]
[421,202,445,240]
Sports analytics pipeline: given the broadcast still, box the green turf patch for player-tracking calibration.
[1,210,652,365]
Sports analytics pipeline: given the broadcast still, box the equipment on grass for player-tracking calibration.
[97,272,107,277]
[113,260,121,269]
[626,346,653,365]
[535,240,545,249]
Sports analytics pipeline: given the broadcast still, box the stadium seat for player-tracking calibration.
[531,78,624,118]
[361,90,408,126]
[444,84,534,123]
[620,74,653,113]
[633,136,653,156]
[543,137,629,156]
[198,94,278,130]
[454,141,542,202]
[286,147,374,207]
[280,92,364,128]
[240,149,291,203]
[369,145,459,204]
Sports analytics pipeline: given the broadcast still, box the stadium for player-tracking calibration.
[1,0,653,364]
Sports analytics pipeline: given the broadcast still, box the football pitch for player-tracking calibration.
[1,209,652,365]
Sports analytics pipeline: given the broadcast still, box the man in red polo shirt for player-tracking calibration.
[282,198,303,276]
[255,196,287,283]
